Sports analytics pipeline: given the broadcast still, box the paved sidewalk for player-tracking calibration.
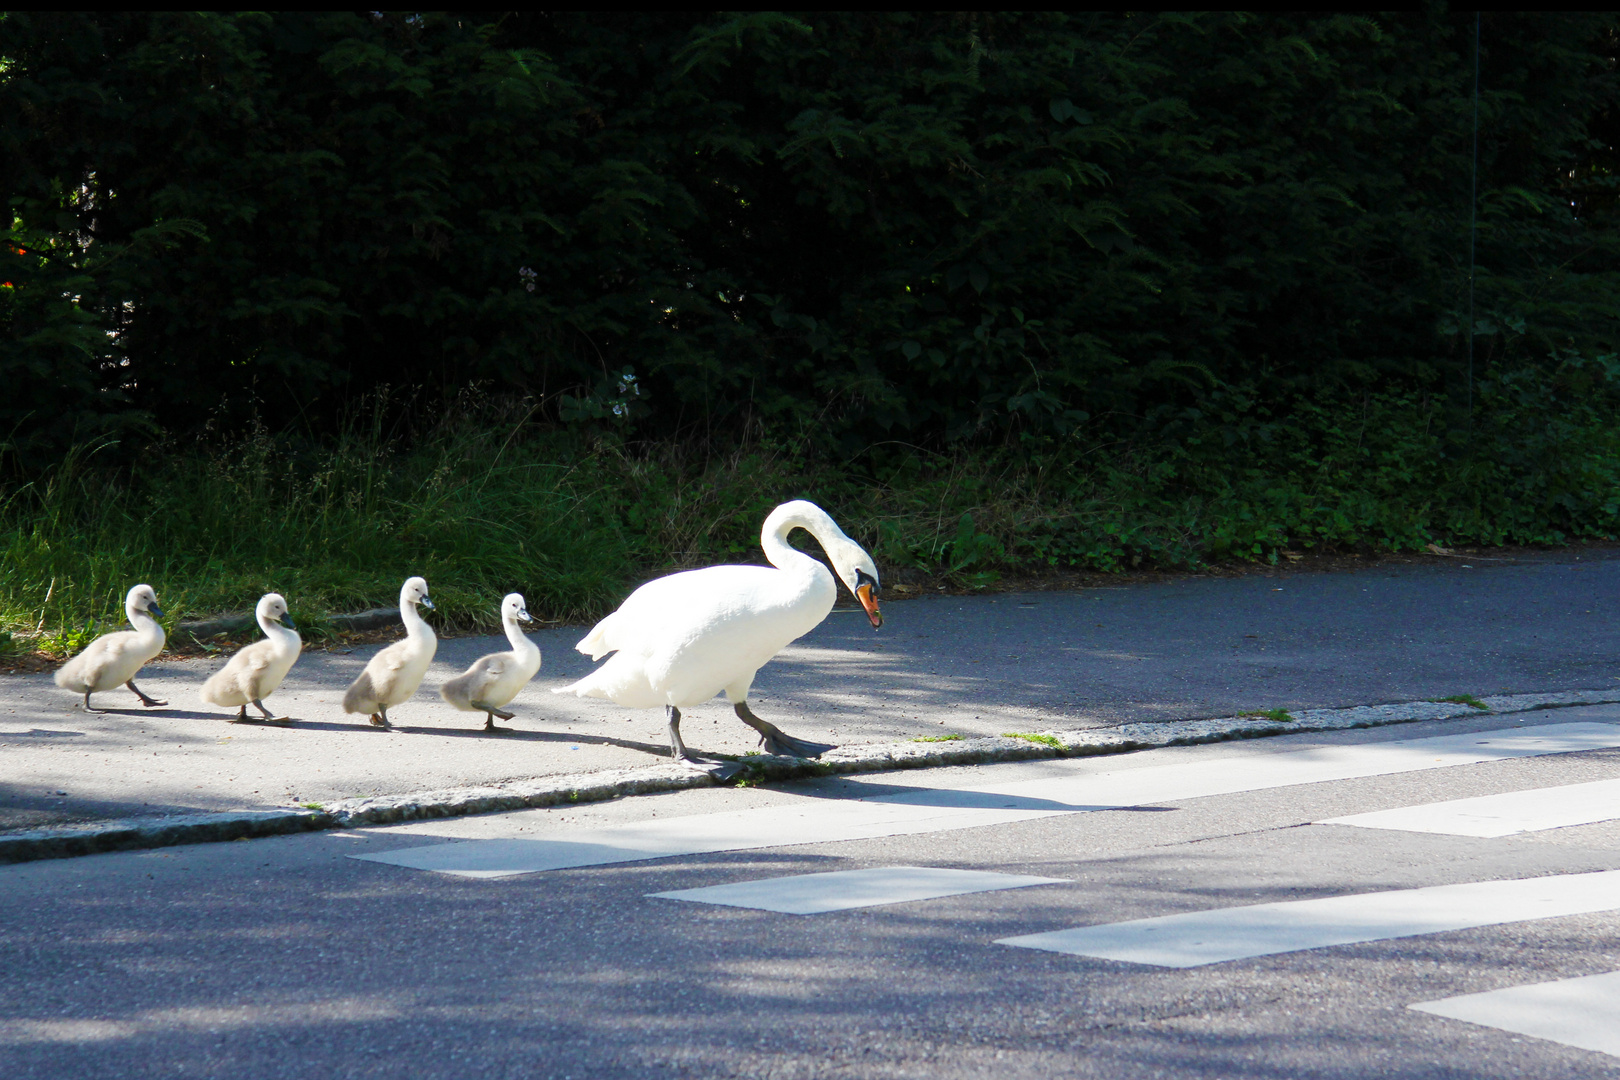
[4,548,1619,833]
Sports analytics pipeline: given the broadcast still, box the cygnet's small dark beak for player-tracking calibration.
[280,614,297,630]
[147,603,166,619]
[419,597,435,611]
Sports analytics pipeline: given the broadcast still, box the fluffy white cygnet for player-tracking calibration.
[54,584,168,711]
[199,593,303,722]
[439,592,541,730]
[342,576,436,729]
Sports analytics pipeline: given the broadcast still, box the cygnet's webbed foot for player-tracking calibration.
[474,702,515,731]
[734,702,836,759]
[230,705,250,723]
[127,680,167,708]
[368,711,392,730]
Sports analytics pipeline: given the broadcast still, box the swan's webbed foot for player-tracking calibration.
[368,709,392,729]
[663,704,741,779]
[229,704,250,723]
[734,702,835,759]
[81,692,103,713]
[127,680,167,708]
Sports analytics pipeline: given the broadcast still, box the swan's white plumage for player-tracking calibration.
[342,577,436,719]
[54,584,166,698]
[440,593,541,714]
[200,593,302,712]
[554,501,879,711]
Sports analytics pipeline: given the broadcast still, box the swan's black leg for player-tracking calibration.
[126,680,167,708]
[233,704,248,722]
[666,705,691,760]
[82,691,97,712]
[667,705,743,780]
[734,702,836,759]
[370,706,392,729]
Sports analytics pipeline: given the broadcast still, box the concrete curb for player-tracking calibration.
[5,689,1617,864]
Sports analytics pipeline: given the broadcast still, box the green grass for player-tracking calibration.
[9,377,1620,653]
[1432,694,1491,711]
[1001,732,1064,748]
[1238,708,1294,723]
[912,733,965,742]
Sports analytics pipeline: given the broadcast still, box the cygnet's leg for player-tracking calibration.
[252,699,291,725]
[370,706,392,729]
[667,705,743,780]
[82,691,98,713]
[126,680,167,708]
[232,704,248,722]
[734,701,836,759]
[472,700,515,731]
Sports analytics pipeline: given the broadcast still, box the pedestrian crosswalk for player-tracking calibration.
[354,722,1620,877]
[650,865,1065,914]
[1411,970,1620,1059]
[1322,775,1620,837]
[352,719,1620,1061]
[996,869,1620,967]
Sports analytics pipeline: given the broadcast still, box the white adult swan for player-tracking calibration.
[342,576,436,729]
[554,500,882,773]
[440,592,541,730]
[54,583,168,711]
[199,593,302,722]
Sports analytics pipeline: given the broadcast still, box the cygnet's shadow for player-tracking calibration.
[392,725,671,758]
[80,707,220,721]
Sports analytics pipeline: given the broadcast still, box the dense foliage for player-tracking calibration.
[4,10,1616,459]
[3,11,1620,637]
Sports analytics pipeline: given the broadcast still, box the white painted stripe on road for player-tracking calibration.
[1321,776,1620,837]
[1410,970,1620,1059]
[354,722,1620,878]
[649,866,1065,914]
[997,869,1620,968]
[354,801,1068,878]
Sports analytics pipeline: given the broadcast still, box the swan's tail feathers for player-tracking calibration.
[550,675,609,699]
[573,614,620,661]
[342,672,377,714]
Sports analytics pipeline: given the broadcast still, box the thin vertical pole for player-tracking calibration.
[1467,12,1480,415]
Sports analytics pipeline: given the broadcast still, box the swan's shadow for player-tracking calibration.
[393,725,671,757]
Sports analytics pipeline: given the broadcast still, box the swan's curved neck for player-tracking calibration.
[761,504,841,577]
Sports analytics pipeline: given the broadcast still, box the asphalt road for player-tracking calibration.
[2,707,1618,1078]
[4,547,1620,831]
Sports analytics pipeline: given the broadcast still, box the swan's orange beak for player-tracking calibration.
[856,583,883,629]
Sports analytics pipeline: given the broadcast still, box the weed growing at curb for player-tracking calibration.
[1432,694,1490,711]
[300,802,324,811]
[1002,732,1064,748]
[912,734,964,742]
[1239,708,1294,723]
